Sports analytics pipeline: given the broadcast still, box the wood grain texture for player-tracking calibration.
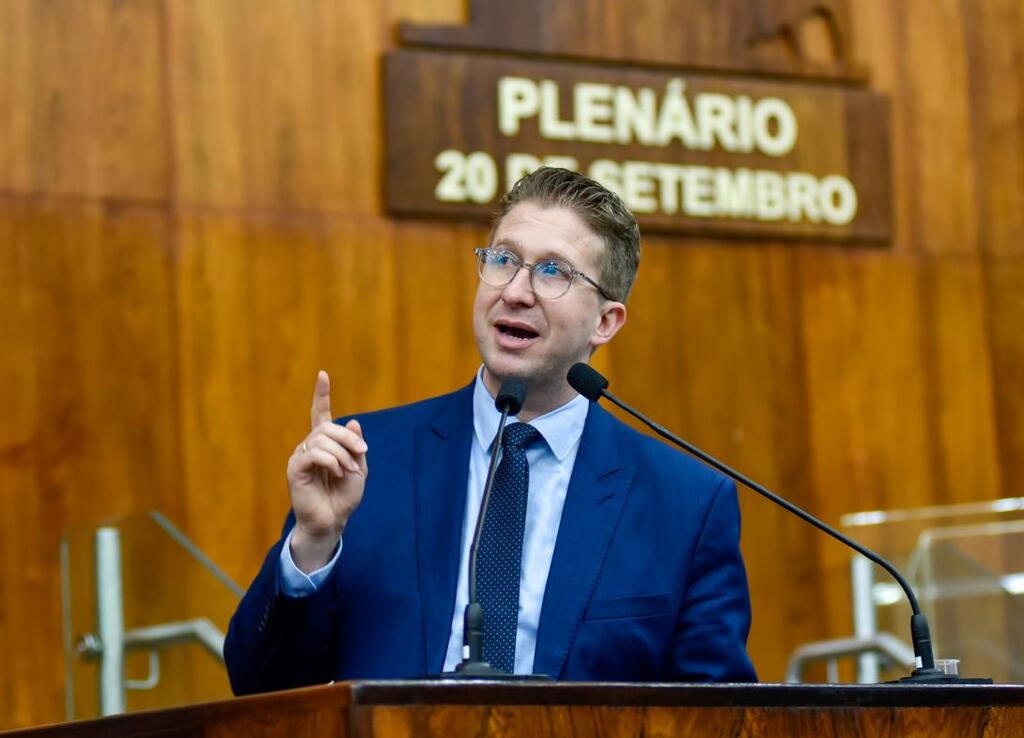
[401,0,869,81]
[2,0,1024,729]
[0,0,167,200]
[346,682,1024,738]
[358,703,1020,738]
[167,0,385,211]
[895,0,979,256]
[4,683,352,738]
[8,682,1024,737]
[963,0,1024,258]
[985,258,1024,499]
[0,200,181,726]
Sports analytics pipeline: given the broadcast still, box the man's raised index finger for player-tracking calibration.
[310,370,333,429]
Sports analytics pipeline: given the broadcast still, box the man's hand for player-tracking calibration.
[286,370,368,573]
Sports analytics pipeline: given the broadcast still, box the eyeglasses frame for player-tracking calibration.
[473,247,617,302]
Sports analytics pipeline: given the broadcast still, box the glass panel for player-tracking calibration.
[842,498,1024,683]
[61,511,242,719]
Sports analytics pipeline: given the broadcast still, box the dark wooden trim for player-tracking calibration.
[350,680,1024,708]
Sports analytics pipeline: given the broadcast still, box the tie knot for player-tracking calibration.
[501,422,541,451]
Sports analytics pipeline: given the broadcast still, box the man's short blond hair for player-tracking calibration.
[493,167,641,302]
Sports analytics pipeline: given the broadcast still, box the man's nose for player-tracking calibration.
[501,266,536,305]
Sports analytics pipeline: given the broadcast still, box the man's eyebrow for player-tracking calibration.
[494,238,572,262]
[492,237,522,250]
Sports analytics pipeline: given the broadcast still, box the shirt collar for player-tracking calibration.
[472,367,589,461]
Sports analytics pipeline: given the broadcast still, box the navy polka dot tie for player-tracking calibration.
[476,422,541,673]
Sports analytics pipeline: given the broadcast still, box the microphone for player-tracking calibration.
[567,362,989,684]
[567,362,608,401]
[495,379,527,416]
[447,378,548,679]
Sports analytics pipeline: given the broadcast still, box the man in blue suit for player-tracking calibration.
[225,168,756,693]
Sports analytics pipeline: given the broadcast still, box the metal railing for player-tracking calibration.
[69,515,242,716]
[785,632,916,683]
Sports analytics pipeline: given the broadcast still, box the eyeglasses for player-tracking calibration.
[474,247,616,301]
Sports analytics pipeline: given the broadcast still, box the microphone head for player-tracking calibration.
[567,363,608,401]
[495,377,527,415]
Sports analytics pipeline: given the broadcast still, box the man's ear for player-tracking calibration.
[590,302,627,349]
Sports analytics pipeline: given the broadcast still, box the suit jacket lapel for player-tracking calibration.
[414,384,475,674]
[533,403,635,678]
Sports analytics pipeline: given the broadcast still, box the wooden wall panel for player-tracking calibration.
[918,259,1001,503]
[390,0,466,27]
[0,201,180,726]
[800,251,934,515]
[390,222,482,403]
[167,0,385,211]
[894,0,979,256]
[2,0,1024,729]
[0,202,50,726]
[0,201,180,521]
[0,0,167,200]
[985,259,1024,499]
[964,0,1024,257]
[796,251,932,649]
[176,214,277,578]
[323,217,403,412]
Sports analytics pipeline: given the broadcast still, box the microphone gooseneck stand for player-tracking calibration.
[566,362,991,684]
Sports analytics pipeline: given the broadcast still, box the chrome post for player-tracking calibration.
[851,554,879,682]
[95,527,126,715]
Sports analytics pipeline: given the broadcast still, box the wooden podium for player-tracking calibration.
[8,681,1024,737]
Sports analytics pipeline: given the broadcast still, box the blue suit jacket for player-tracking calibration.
[225,384,756,693]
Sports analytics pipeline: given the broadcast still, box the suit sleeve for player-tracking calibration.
[669,476,758,682]
[223,513,339,695]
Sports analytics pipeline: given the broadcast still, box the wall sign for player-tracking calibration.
[385,1,892,243]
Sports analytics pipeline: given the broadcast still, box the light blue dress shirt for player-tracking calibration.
[279,369,589,675]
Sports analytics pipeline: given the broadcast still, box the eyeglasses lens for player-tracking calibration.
[477,249,572,299]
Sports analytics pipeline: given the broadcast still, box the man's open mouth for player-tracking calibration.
[497,324,539,341]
